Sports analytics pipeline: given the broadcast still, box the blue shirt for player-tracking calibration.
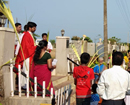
[90,93,100,102]
[93,64,104,82]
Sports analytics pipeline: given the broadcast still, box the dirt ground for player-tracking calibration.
[50,48,56,59]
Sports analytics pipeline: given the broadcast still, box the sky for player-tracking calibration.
[8,0,130,43]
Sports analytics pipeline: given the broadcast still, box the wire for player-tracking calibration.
[124,0,130,18]
[120,0,130,26]
[115,0,130,29]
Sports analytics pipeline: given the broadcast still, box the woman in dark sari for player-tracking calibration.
[30,40,56,95]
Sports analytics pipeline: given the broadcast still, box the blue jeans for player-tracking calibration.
[76,97,91,105]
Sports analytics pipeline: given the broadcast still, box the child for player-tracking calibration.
[90,83,100,105]
[73,52,95,105]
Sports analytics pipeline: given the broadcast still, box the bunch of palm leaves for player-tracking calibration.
[0,0,26,69]
[71,36,107,68]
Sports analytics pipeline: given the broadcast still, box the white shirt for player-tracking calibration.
[15,32,25,56]
[15,33,22,45]
[48,41,53,50]
[97,65,130,100]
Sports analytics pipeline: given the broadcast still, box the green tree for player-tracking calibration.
[108,36,121,45]
[71,36,80,40]
[50,39,55,45]
[80,37,93,42]
[50,39,56,48]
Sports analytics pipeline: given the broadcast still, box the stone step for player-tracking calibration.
[54,79,73,91]
[4,96,52,105]
[52,75,73,87]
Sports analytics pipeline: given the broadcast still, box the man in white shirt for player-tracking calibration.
[15,23,22,88]
[97,51,130,105]
[15,25,27,56]
[15,23,22,46]
[42,33,53,53]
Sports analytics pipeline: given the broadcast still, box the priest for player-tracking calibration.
[15,22,37,89]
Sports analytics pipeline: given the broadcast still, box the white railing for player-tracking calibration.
[10,59,72,105]
[55,84,71,105]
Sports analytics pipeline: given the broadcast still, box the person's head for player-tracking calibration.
[42,33,47,41]
[129,58,130,62]
[24,24,27,32]
[98,57,104,65]
[92,83,97,94]
[112,50,117,55]
[27,21,37,33]
[33,40,48,63]
[112,51,123,66]
[128,50,130,56]
[15,23,22,33]
[80,52,90,64]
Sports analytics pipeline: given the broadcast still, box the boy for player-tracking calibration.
[42,33,53,53]
[73,52,95,105]
[90,83,100,105]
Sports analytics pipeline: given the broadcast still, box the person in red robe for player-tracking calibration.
[15,22,37,89]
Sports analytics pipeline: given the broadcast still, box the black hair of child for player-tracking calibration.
[92,83,97,94]
[80,52,90,64]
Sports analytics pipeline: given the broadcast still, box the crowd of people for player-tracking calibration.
[14,21,130,105]
[73,51,130,105]
[14,21,55,92]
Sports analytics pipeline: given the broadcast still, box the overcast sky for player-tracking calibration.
[8,0,130,43]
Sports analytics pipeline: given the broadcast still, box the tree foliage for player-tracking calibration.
[108,36,121,44]
[50,39,56,48]
[71,36,80,40]
[71,36,93,42]
[80,37,93,42]
[50,39,55,45]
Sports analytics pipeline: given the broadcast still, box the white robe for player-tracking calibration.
[15,33,25,56]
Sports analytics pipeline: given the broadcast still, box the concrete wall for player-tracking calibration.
[87,43,95,56]
[0,27,15,99]
[56,36,70,76]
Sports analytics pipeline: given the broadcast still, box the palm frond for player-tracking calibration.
[47,31,49,41]
[0,0,28,71]
[71,44,80,61]
[87,46,105,67]
[28,13,35,21]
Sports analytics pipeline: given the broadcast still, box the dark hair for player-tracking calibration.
[24,25,27,31]
[33,40,48,63]
[128,50,130,53]
[27,21,37,30]
[42,33,47,38]
[92,83,97,94]
[112,51,123,66]
[15,23,21,27]
[112,50,117,55]
[80,52,90,64]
